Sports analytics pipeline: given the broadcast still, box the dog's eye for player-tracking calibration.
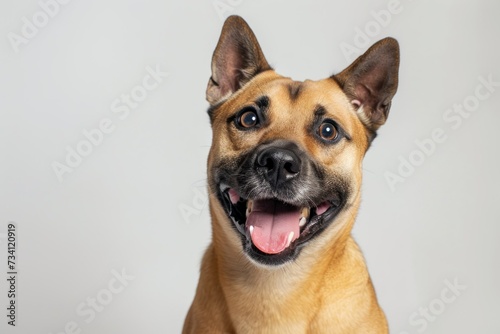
[318,121,338,141]
[237,109,259,129]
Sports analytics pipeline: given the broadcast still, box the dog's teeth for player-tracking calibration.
[298,207,309,227]
[286,231,294,248]
[228,188,240,204]
[301,207,310,219]
[246,200,253,217]
[249,225,254,236]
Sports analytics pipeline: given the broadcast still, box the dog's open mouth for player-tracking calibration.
[219,184,342,258]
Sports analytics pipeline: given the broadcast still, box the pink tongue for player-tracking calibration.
[246,200,301,254]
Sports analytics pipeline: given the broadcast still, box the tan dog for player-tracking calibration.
[183,15,399,334]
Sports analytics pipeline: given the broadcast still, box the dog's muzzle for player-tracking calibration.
[214,140,349,265]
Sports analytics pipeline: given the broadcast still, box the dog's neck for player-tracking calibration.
[199,192,378,332]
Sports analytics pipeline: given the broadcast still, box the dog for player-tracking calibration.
[183,15,399,334]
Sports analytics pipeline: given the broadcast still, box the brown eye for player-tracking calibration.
[238,110,259,128]
[318,122,338,141]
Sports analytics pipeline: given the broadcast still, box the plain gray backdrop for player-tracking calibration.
[1,0,499,333]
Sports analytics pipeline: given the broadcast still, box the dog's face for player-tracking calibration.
[206,16,399,266]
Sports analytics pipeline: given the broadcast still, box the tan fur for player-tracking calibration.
[184,15,399,333]
[183,71,388,333]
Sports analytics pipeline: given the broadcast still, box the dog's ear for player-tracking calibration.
[206,15,271,105]
[334,37,399,135]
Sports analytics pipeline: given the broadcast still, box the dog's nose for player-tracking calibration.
[256,147,301,187]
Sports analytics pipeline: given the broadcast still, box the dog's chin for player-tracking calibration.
[217,183,346,266]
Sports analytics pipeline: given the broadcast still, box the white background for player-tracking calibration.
[1,0,499,333]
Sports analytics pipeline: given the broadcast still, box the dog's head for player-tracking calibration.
[206,16,399,266]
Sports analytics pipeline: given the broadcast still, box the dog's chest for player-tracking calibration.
[223,272,322,333]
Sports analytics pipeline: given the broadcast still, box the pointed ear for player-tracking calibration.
[206,15,271,105]
[334,37,400,134]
